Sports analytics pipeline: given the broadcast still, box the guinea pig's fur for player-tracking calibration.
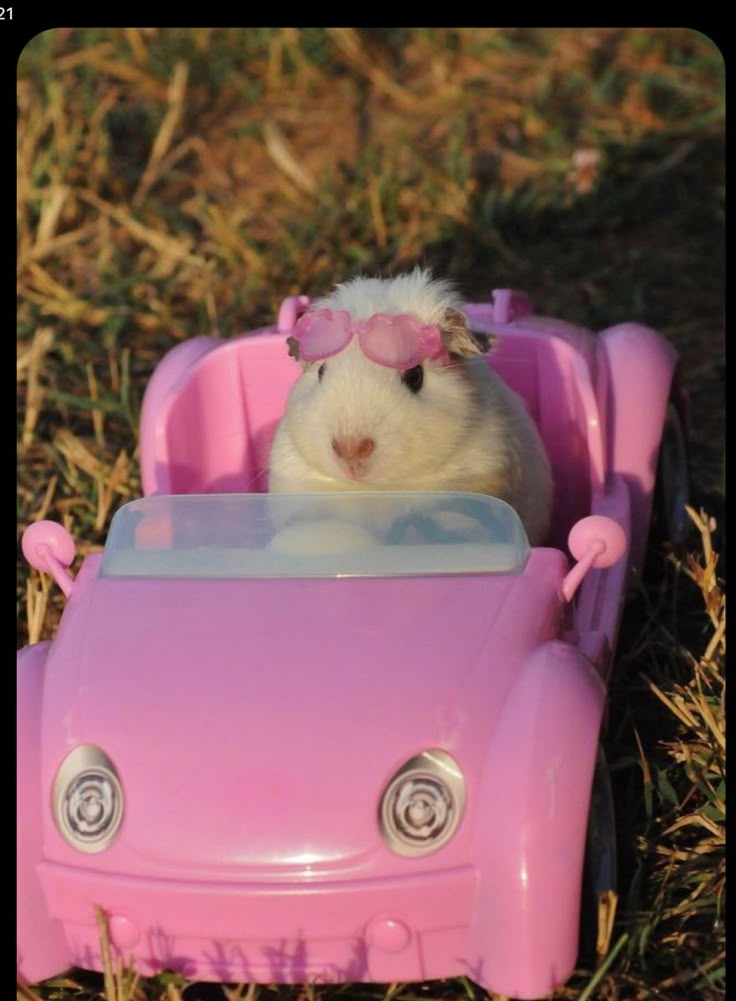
[268,268,553,545]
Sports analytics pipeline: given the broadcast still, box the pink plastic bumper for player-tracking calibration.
[40,862,477,984]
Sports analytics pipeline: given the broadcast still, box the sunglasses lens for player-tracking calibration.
[296,311,352,360]
[361,317,425,369]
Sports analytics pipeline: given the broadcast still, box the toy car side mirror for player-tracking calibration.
[562,515,627,602]
[21,520,76,597]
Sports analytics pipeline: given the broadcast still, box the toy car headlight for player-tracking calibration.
[380,749,465,857]
[53,745,123,852]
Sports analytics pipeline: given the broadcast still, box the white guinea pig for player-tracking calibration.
[268,268,553,546]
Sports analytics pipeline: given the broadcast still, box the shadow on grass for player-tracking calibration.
[420,126,724,517]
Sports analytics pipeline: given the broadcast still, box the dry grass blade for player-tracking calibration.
[26,572,50,646]
[16,328,54,386]
[24,261,76,301]
[680,505,725,635]
[87,362,105,446]
[76,189,205,272]
[95,905,116,1001]
[115,954,141,1001]
[222,985,257,1001]
[33,184,70,256]
[16,980,45,1001]
[96,450,131,531]
[55,428,104,480]
[647,679,699,732]
[661,811,724,840]
[596,889,619,956]
[326,28,417,107]
[56,46,168,99]
[368,175,387,249]
[702,613,726,664]
[159,135,232,188]
[262,119,318,195]
[20,267,110,325]
[23,222,101,268]
[133,61,189,207]
[124,27,150,64]
[31,474,59,522]
[578,933,629,1001]
[19,327,55,448]
[690,680,726,753]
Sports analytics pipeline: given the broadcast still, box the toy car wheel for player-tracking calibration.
[653,399,690,545]
[579,745,617,962]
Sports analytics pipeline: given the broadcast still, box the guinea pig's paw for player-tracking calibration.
[267,519,377,556]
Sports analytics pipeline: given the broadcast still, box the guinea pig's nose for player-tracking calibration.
[332,436,376,462]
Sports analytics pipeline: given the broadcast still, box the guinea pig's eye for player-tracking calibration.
[317,363,326,382]
[401,365,424,394]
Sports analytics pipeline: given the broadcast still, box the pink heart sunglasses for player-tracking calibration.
[290,308,449,370]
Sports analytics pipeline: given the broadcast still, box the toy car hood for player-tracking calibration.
[41,492,567,874]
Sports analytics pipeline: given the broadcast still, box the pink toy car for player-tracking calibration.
[18,290,688,1000]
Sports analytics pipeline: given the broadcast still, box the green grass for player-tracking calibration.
[17,28,724,1001]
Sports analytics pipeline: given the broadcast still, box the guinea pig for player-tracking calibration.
[268,267,553,546]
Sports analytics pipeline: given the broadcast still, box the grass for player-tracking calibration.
[17,28,724,1001]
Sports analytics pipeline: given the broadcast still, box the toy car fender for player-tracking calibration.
[17,642,73,984]
[470,640,606,999]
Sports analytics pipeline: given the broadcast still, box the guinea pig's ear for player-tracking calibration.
[440,307,496,358]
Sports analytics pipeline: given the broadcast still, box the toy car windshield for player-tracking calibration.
[100,492,530,579]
